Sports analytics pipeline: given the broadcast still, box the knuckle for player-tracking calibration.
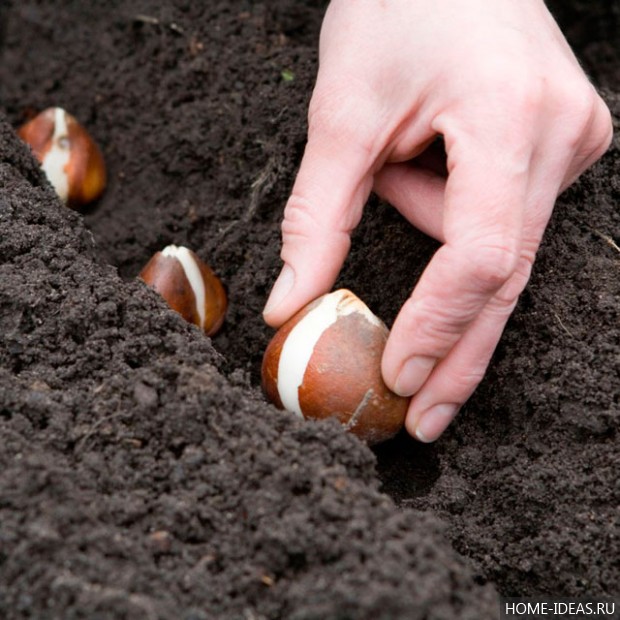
[282,191,356,237]
[403,297,469,355]
[282,194,338,241]
[282,194,317,237]
[464,240,520,292]
[494,253,534,306]
[280,193,351,261]
[569,97,613,173]
[555,82,598,147]
[591,100,614,158]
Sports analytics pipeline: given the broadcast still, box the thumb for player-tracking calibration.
[263,117,375,327]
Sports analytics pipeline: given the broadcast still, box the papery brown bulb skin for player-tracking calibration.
[139,245,227,337]
[262,289,409,445]
[17,107,106,208]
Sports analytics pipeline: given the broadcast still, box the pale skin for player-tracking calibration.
[263,0,613,442]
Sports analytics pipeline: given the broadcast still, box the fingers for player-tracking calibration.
[263,76,433,327]
[381,123,532,399]
[404,253,534,441]
[262,124,375,327]
[373,75,610,444]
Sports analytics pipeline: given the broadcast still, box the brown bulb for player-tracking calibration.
[17,107,106,208]
[139,245,227,336]
[261,289,409,445]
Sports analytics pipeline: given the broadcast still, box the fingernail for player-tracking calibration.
[264,264,295,316]
[415,403,459,443]
[393,356,435,396]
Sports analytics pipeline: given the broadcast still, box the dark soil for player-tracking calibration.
[0,1,618,618]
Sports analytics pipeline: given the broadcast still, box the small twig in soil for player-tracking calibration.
[244,156,280,223]
[344,388,374,431]
[75,411,126,452]
[133,14,184,34]
[592,229,620,254]
[553,312,574,338]
[214,218,240,246]
[214,156,281,245]
[133,14,159,25]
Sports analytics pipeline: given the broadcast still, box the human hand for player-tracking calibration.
[262,0,612,442]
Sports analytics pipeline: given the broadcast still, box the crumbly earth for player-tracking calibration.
[0,1,618,619]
